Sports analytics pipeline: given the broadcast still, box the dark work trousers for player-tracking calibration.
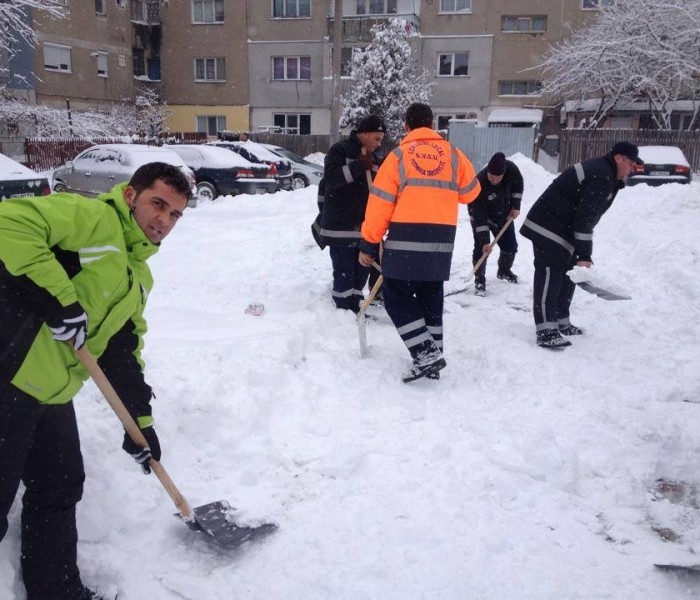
[329,246,370,311]
[471,219,518,264]
[0,382,86,600]
[532,245,577,332]
[382,278,444,359]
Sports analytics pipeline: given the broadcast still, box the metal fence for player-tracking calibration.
[24,132,208,171]
[559,129,700,172]
[447,123,540,171]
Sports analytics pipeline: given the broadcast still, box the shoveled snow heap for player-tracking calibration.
[1,154,699,599]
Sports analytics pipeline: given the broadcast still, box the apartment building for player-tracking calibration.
[2,0,612,139]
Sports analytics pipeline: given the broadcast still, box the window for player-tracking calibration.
[502,15,547,32]
[439,0,471,13]
[272,56,311,80]
[195,58,226,81]
[274,114,311,135]
[498,80,542,96]
[437,114,466,130]
[44,43,71,72]
[438,52,468,77]
[96,51,108,77]
[133,48,145,77]
[331,46,361,77]
[196,116,226,136]
[193,0,224,23]
[272,0,311,18]
[356,0,397,15]
[95,0,106,14]
[582,0,613,8]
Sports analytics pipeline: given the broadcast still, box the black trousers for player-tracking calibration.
[531,245,577,331]
[382,278,444,358]
[471,219,518,263]
[329,245,370,311]
[0,382,86,600]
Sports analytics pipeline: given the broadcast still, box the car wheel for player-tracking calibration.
[292,174,308,190]
[53,181,67,193]
[196,181,218,201]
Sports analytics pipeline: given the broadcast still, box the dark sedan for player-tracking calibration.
[628,146,692,186]
[207,141,293,191]
[0,153,51,201]
[166,145,277,200]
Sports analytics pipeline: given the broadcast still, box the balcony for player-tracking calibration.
[131,0,160,25]
[328,13,420,43]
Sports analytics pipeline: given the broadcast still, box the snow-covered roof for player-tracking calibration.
[0,153,40,180]
[212,141,287,163]
[487,108,543,123]
[638,145,690,166]
[166,144,256,169]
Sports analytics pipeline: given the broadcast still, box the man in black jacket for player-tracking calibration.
[469,152,523,295]
[520,141,642,349]
[311,115,385,312]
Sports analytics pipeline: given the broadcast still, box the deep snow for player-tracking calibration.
[1,154,699,599]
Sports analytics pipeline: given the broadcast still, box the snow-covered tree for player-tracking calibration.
[134,87,172,142]
[1,1,65,71]
[539,0,700,130]
[340,18,434,142]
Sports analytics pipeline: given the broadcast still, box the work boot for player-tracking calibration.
[497,252,518,283]
[558,322,584,336]
[403,343,446,383]
[473,260,487,296]
[79,587,118,600]
[536,328,572,349]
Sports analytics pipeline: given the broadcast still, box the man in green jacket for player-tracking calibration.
[0,162,191,600]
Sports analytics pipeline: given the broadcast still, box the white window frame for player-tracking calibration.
[272,0,311,18]
[44,43,72,73]
[498,80,542,96]
[196,115,226,136]
[355,0,397,15]
[272,56,311,81]
[581,0,614,9]
[194,57,226,82]
[437,52,469,77]
[439,0,471,14]
[501,15,547,33]
[96,51,108,77]
[95,0,106,14]
[273,113,311,135]
[192,0,224,23]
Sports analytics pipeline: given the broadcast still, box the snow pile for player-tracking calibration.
[2,155,699,599]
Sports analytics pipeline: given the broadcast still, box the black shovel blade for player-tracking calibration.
[175,500,278,549]
[655,563,700,574]
[577,281,631,301]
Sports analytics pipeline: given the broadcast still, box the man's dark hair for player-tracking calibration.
[128,162,192,200]
[405,103,433,130]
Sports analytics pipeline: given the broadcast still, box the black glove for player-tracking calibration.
[47,301,88,350]
[358,150,373,172]
[122,426,161,475]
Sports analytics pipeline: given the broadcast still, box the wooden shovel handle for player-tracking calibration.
[76,345,194,520]
[471,216,514,276]
[361,147,373,187]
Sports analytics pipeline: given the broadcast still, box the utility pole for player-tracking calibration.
[330,0,343,144]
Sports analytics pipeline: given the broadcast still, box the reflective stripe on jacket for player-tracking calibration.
[360,127,480,281]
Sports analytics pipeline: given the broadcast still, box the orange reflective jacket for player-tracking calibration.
[360,127,480,281]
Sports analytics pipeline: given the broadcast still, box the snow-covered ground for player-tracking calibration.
[2,155,700,599]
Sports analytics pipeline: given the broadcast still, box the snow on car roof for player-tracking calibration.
[169,144,256,169]
[82,144,187,168]
[215,140,288,163]
[0,153,41,180]
[637,146,690,167]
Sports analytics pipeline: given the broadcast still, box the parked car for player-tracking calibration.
[207,141,293,191]
[0,153,51,201]
[165,144,277,200]
[260,144,323,190]
[52,144,198,206]
[627,146,693,186]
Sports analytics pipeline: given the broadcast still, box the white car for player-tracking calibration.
[52,144,198,206]
[0,153,51,201]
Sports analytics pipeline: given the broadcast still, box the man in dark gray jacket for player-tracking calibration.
[520,141,642,349]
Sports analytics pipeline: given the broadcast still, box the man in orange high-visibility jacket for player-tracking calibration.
[358,103,480,383]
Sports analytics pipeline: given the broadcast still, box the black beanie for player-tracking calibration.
[356,115,386,134]
[487,152,507,176]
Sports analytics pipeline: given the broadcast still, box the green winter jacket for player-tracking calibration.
[0,183,157,408]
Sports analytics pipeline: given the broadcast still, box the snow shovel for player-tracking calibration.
[565,265,632,301]
[575,281,631,301]
[445,216,514,297]
[358,265,383,358]
[75,345,277,548]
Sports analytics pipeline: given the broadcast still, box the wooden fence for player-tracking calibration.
[559,129,700,172]
[25,132,208,171]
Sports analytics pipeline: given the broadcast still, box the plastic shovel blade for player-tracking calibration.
[576,281,631,301]
[654,563,700,574]
[175,500,277,549]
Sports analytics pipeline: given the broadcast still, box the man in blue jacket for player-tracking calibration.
[520,141,641,349]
